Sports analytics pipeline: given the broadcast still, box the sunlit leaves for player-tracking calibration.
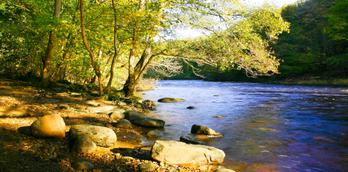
[166,7,289,77]
[0,0,289,84]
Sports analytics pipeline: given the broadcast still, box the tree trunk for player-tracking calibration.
[134,47,152,81]
[79,0,103,95]
[123,73,137,97]
[124,42,137,97]
[123,0,145,97]
[106,0,118,94]
[124,46,153,97]
[42,0,62,86]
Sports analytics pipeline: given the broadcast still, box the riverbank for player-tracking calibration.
[271,78,348,87]
[0,78,217,171]
[161,76,348,87]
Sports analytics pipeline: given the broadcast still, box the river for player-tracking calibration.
[143,80,348,172]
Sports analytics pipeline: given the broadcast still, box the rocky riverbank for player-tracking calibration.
[0,78,232,172]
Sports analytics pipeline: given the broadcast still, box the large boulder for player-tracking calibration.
[191,124,223,137]
[69,124,117,147]
[125,111,165,128]
[31,114,66,138]
[151,140,225,165]
[157,97,185,103]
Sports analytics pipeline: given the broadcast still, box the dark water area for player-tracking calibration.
[144,80,348,172]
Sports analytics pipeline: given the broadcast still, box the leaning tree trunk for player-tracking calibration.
[79,0,103,95]
[124,42,137,97]
[123,76,137,97]
[124,46,153,97]
[42,0,62,86]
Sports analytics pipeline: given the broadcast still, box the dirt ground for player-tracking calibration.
[0,78,197,172]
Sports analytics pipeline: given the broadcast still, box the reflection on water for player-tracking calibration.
[144,80,348,172]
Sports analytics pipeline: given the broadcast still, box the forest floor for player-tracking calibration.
[0,78,197,172]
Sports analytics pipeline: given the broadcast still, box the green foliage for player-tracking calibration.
[1,0,249,88]
[2,0,345,87]
[326,0,348,40]
[160,0,348,82]
[274,0,348,78]
[161,7,289,78]
[246,7,290,42]
[0,0,49,76]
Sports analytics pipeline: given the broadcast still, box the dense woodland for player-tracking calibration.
[0,0,347,97]
[276,0,348,78]
[163,0,348,82]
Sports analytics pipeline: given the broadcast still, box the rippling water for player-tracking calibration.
[144,80,348,172]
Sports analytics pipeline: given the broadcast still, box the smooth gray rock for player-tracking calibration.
[191,124,223,137]
[125,111,165,128]
[115,129,142,144]
[70,124,117,147]
[151,140,225,165]
[114,119,132,129]
[157,97,185,103]
[179,135,204,145]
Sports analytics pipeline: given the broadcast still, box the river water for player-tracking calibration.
[143,80,348,172]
